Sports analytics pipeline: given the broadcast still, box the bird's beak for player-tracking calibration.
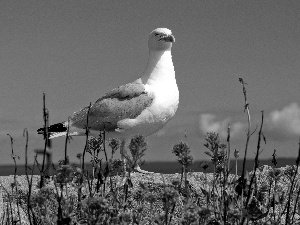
[162,34,175,43]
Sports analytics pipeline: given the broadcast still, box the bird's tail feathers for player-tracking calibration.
[48,132,68,139]
[37,122,69,139]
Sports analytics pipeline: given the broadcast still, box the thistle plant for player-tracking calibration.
[126,135,147,172]
[204,132,227,177]
[172,141,193,200]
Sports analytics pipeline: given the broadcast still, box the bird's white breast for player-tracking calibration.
[112,49,179,139]
[115,72,179,138]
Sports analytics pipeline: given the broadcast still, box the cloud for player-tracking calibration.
[154,129,166,137]
[268,103,300,136]
[198,103,300,143]
[231,122,245,136]
[199,114,245,138]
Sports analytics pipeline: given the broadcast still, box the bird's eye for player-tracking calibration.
[155,33,159,36]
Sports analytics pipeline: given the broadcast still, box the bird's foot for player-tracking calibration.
[117,171,129,187]
[134,165,154,174]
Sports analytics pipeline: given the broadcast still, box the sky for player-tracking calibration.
[0,0,299,166]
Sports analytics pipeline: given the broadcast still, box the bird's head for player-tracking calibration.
[148,28,175,51]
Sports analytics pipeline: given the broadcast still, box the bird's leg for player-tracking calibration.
[120,140,152,174]
[117,140,130,187]
[134,164,154,174]
[120,140,126,173]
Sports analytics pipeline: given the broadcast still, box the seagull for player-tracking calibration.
[37,28,179,173]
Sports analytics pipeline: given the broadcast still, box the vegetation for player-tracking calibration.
[1,78,300,224]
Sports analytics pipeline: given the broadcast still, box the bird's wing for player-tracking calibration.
[98,79,146,100]
[71,79,153,132]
